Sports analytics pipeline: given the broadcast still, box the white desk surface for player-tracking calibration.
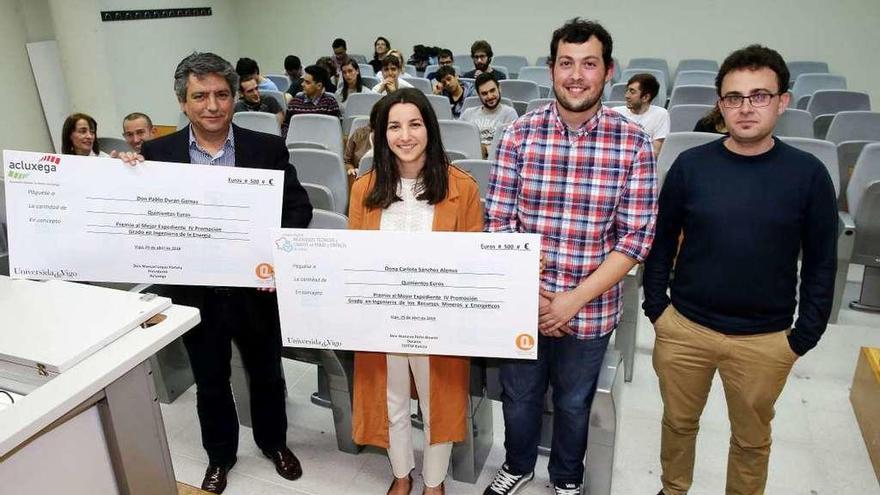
[0,277,171,373]
[0,303,199,457]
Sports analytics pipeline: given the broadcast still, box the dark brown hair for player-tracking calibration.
[365,89,449,209]
[62,113,99,155]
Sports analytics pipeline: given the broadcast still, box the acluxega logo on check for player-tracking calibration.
[7,154,61,179]
[275,237,294,253]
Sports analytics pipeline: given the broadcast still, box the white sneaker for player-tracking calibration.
[483,464,534,494]
[553,481,582,495]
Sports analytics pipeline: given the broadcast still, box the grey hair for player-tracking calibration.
[173,52,239,102]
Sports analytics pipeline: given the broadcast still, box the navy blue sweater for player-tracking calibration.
[642,137,838,355]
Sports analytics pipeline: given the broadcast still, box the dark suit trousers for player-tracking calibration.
[181,287,287,464]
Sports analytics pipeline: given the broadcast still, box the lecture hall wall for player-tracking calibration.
[1,0,878,154]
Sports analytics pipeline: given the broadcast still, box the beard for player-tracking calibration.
[555,89,601,114]
[482,98,500,110]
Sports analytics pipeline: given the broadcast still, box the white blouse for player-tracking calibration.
[379,178,435,232]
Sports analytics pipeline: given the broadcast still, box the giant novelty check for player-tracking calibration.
[3,150,283,287]
[272,229,541,359]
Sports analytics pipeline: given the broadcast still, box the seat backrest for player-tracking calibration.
[656,132,720,185]
[404,64,417,77]
[673,70,717,88]
[454,54,475,73]
[668,104,714,132]
[426,94,453,120]
[438,120,482,159]
[452,159,492,197]
[97,137,132,154]
[343,92,383,120]
[847,142,880,214]
[493,56,529,77]
[361,75,379,88]
[780,137,840,197]
[627,58,670,87]
[674,59,718,77]
[358,64,375,77]
[408,77,433,95]
[518,66,551,87]
[232,112,281,136]
[526,98,555,114]
[775,109,814,138]
[499,80,539,102]
[668,85,717,108]
[287,141,327,151]
[787,61,830,87]
[824,111,880,145]
[805,90,871,117]
[289,149,348,214]
[308,209,349,229]
[357,154,373,176]
[301,182,336,212]
[604,100,624,109]
[491,66,509,78]
[461,96,513,113]
[261,90,286,112]
[287,114,343,157]
[535,56,549,67]
[349,116,370,137]
[266,74,289,91]
[610,82,627,101]
[791,73,847,105]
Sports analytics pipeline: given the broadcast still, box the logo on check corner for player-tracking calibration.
[515,333,535,351]
[275,237,294,252]
[7,154,61,180]
[255,263,274,280]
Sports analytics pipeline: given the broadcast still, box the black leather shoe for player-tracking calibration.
[201,458,236,494]
[263,446,303,481]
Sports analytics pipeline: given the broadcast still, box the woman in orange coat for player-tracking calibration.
[349,88,483,495]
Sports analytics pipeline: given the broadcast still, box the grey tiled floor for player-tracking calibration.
[161,266,880,494]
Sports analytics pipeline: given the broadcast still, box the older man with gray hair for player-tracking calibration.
[139,51,312,494]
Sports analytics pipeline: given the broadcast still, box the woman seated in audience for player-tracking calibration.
[369,36,391,74]
[693,106,728,134]
[61,113,107,156]
[336,60,375,103]
[350,88,482,495]
[344,101,380,178]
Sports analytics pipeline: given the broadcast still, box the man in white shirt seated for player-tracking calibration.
[372,55,414,95]
[460,72,518,158]
[613,73,670,157]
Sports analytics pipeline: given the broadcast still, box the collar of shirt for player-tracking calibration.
[550,100,603,137]
[188,125,236,166]
[303,91,326,105]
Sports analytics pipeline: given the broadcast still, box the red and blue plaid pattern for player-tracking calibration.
[485,103,657,339]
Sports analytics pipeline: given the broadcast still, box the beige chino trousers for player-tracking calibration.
[653,305,798,495]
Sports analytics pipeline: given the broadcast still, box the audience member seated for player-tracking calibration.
[344,102,380,178]
[284,55,304,100]
[332,38,350,76]
[432,65,475,119]
[121,112,157,153]
[462,40,507,80]
[336,60,375,103]
[370,36,391,74]
[460,72,518,158]
[235,57,278,91]
[693,106,728,134]
[425,49,455,81]
[62,112,107,156]
[234,75,284,126]
[377,50,412,80]
[315,56,339,93]
[282,65,341,137]
[373,55,414,95]
[613,73,670,157]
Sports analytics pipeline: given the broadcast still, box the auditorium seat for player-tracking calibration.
[775,109,815,138]
[673,70,717,88]
[492,55,529,78]
[438,120,482,159]
[287,114,344,157]
[232,112,281,136]
[791,73,846,109]
[301,183,336,212]
[668,85,717,108]
[289,149,348,215]
[669,104,714,132]
[846,143,880,312]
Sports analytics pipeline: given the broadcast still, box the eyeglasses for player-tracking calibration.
[719,92,780,108]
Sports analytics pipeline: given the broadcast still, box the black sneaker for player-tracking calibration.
[483,463,534,494]
[553,481,582,495]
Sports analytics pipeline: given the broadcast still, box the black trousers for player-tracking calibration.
[179,287,288,465]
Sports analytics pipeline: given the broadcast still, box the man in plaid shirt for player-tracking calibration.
[483,18,657,495]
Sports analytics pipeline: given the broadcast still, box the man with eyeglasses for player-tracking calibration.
[425,48,455,82]
[462,40,507,80]
[642,45,837,495]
